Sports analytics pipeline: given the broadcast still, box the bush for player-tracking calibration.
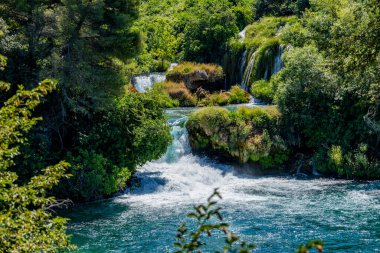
[201,92,230,106]
[186,106,288,167]
[54,92,172,202]
[167,62,224,79]
[61,150,132,201]
[148,83,180,108]
[314,144,380,179]
[251,80,275,104]
[254,0,310,19]
[162,82,197,107]
[228,85,250,104]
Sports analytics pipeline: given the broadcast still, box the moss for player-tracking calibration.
[244,16,298,44]
[239,16,298,88]
[186,106,288,168]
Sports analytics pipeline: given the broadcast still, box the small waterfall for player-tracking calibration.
[168,63,178,71]
[240,44,285,90]
[272,44,285,76]
[239,28,247,42]
[239,49,248,84]
[241,51,258,91]
[132,73,166,93]
[159,116,191,163]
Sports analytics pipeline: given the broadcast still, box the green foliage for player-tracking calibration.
[168,62,224,78]
[273,0,380,178]
[0,77,74,252]
[55,91,172,202]
[254,0,310,19]
[0,0,175,201]
[314,144,380,179]
[244,16,297,47]
[199,86,249,106]
[135,0,255,66]
[149,83,182,108]
[175,189,323,253]
[167,62,225,92]
[180,0,240,63]
[296,240,324,253]
[155,82,197,107]
[241,17,297,87]
[186,106,288,167]
[228,85,250,104]
[251,80,275,104]
[275,46,336,148]
[201,92,231,106]
[174,189,256,253]
[62,150,132,201]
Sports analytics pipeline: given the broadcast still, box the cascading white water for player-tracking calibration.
[239,28,247,43]
[132,73,166,93]
[272,44,284,76]
[241,51,258,91]
[240,44,285,91]
[69,106,380,253]
[239,49,248,83]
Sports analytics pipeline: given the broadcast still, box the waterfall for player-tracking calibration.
[272,44,285,77]
[239,49,248,84]
[240,44,285,91]
[168,63,178,71]
[132,73,166,93]
[241,51,258,91]
[239,28,247,42]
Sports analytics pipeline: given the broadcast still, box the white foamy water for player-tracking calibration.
[119,108,379,211]
[68,106,380,253]
[132,73,166,93]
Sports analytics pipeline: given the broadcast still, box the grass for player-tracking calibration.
[167,62,224,78]
[156,81,197,107]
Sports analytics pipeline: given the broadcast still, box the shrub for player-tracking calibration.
[314,144,380,179]
[186,106,288,167]
[228,85,250,104]
[162,81,197,107]
[149,83,180,108]
[54,92,172,202]
[167,62,224,79]
[201,92,230,106]
[251,80,275,104]
[61,150,132,201]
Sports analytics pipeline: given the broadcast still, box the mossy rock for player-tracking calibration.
[167,62,225,92]
[186,106,289,168]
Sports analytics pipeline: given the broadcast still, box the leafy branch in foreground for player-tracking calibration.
[0,72,75,252]
[173,189,255,253]
[296,240,324,253]
[174,189,324,253]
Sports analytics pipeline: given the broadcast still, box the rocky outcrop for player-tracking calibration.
[186,106,289,168]
[166,62,225,92]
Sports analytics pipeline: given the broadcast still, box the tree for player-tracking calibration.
[180,0,240,63]
[254,0,310,18]
[0,0,147,201]
[0,53,74,251]
[274,0,380,178]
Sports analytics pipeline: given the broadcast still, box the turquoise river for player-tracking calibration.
[65,107,380,253]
